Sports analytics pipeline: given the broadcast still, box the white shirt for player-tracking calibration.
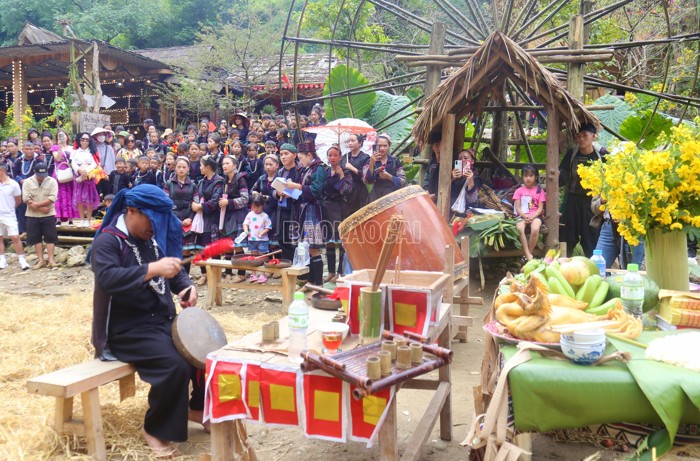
[71,148,97,174]
[0,177,21,218]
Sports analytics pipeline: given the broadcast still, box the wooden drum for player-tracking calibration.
[339,186,467,277]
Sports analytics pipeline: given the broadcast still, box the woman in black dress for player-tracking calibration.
[284,140,325,286]
[252,154,280,245]
[191,155,224,285]
[322,145,353,282]
[219,156,250,282]
[341,133,370,213]
[273,143,301,262]
[164,157,199,275]
[363,135,407,202]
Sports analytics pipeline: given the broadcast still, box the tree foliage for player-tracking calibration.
[0,0,228,48]
[154,3,282,120]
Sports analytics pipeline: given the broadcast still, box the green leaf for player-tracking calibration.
[367,90,415,146]
[591,94,635,148]
[619,110,673,150]
[324,64,377,120]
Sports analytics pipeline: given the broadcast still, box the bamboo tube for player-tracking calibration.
[262,324,275,342]
[366,356,381,380]
[396,346,412,370]
[383,331,454,361]
[381,340,397,360]
[301,351,372,387]
[410,343,423,364]
[378,350,392,376]
[359,287,383,345]
[352,357,449,400]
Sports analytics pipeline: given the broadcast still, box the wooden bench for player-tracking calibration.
[196,258,309,309]
[27,359,136,461]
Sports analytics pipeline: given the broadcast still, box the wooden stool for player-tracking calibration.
[27,359,136,461]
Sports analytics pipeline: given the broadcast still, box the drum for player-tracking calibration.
[172,307,228,369]
[339,185,467,277]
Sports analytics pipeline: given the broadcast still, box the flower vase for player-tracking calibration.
[644,228,689,291]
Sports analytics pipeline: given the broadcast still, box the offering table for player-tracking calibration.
[206,302,453,461]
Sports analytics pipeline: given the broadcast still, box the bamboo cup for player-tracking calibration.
[366,356,381,379]
[410,342,423,364]
[262,323,275,342]
[378,350,392,376]
[396,345,411,369]
[395,337,408,348]
[381,340,397,361]
[359,287,382,345]
[271,321,279,339]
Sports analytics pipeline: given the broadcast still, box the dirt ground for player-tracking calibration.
[0,250,689,461]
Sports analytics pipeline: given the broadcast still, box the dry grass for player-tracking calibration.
[0,290,276,460]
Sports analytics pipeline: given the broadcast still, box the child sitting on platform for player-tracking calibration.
[513,164,546,261]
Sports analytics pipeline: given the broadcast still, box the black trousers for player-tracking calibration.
[277,208,297,262]
[561,193,599,258]
[109,321,204,442]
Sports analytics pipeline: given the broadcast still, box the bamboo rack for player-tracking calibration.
[300,331,453,400]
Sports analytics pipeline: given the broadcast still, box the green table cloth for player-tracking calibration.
[502,331,700,434]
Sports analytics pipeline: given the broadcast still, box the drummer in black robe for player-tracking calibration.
[322,145,352,282]
[89,184,203,458]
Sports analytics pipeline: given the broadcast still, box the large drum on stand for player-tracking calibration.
[339,186,467,277]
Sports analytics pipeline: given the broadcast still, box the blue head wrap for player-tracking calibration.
[89,184,182,261]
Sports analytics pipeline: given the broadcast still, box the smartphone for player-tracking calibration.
[463,160,472,174]
[454,160,462,171]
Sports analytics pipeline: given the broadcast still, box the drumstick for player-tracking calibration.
[252,249,283,260]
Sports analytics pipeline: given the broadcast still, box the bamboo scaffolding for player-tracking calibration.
[401,53,613,67]
[531,0,636,48]
[506,0,539,38]
[432,0,483,44]
[546,67,700,108]
[463,0,490,35]
[500,0,516,32]
[514,0,572,42]
[283,36,423,55]
[367,0,463,46]
[520,0,634,46]
[505,86,535,163]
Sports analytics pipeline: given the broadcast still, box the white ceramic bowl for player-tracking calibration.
[318,322,350,339]
[571,328,606,344]
[560,337,606,365]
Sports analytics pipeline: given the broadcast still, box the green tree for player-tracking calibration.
[155,3,282,118]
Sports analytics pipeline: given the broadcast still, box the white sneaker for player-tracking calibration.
[19,258,30,271]
[0,257,7,269]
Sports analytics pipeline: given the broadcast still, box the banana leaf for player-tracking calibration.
[366,90,415,145]
[591,94,635,148]
[324,64,377,120]
[608,332,700,450]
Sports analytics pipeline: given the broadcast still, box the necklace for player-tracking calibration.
[124,238,166,295]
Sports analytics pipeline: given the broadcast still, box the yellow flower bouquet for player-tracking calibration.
[577,118,700,290]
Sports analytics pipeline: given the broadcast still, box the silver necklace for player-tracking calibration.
[124,238,166,295]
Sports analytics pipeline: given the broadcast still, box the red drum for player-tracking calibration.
[339,186,467,277]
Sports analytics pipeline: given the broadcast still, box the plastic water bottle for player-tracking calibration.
[621,264,644,319]
[591,249,606,278]
[287,292,309,364]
